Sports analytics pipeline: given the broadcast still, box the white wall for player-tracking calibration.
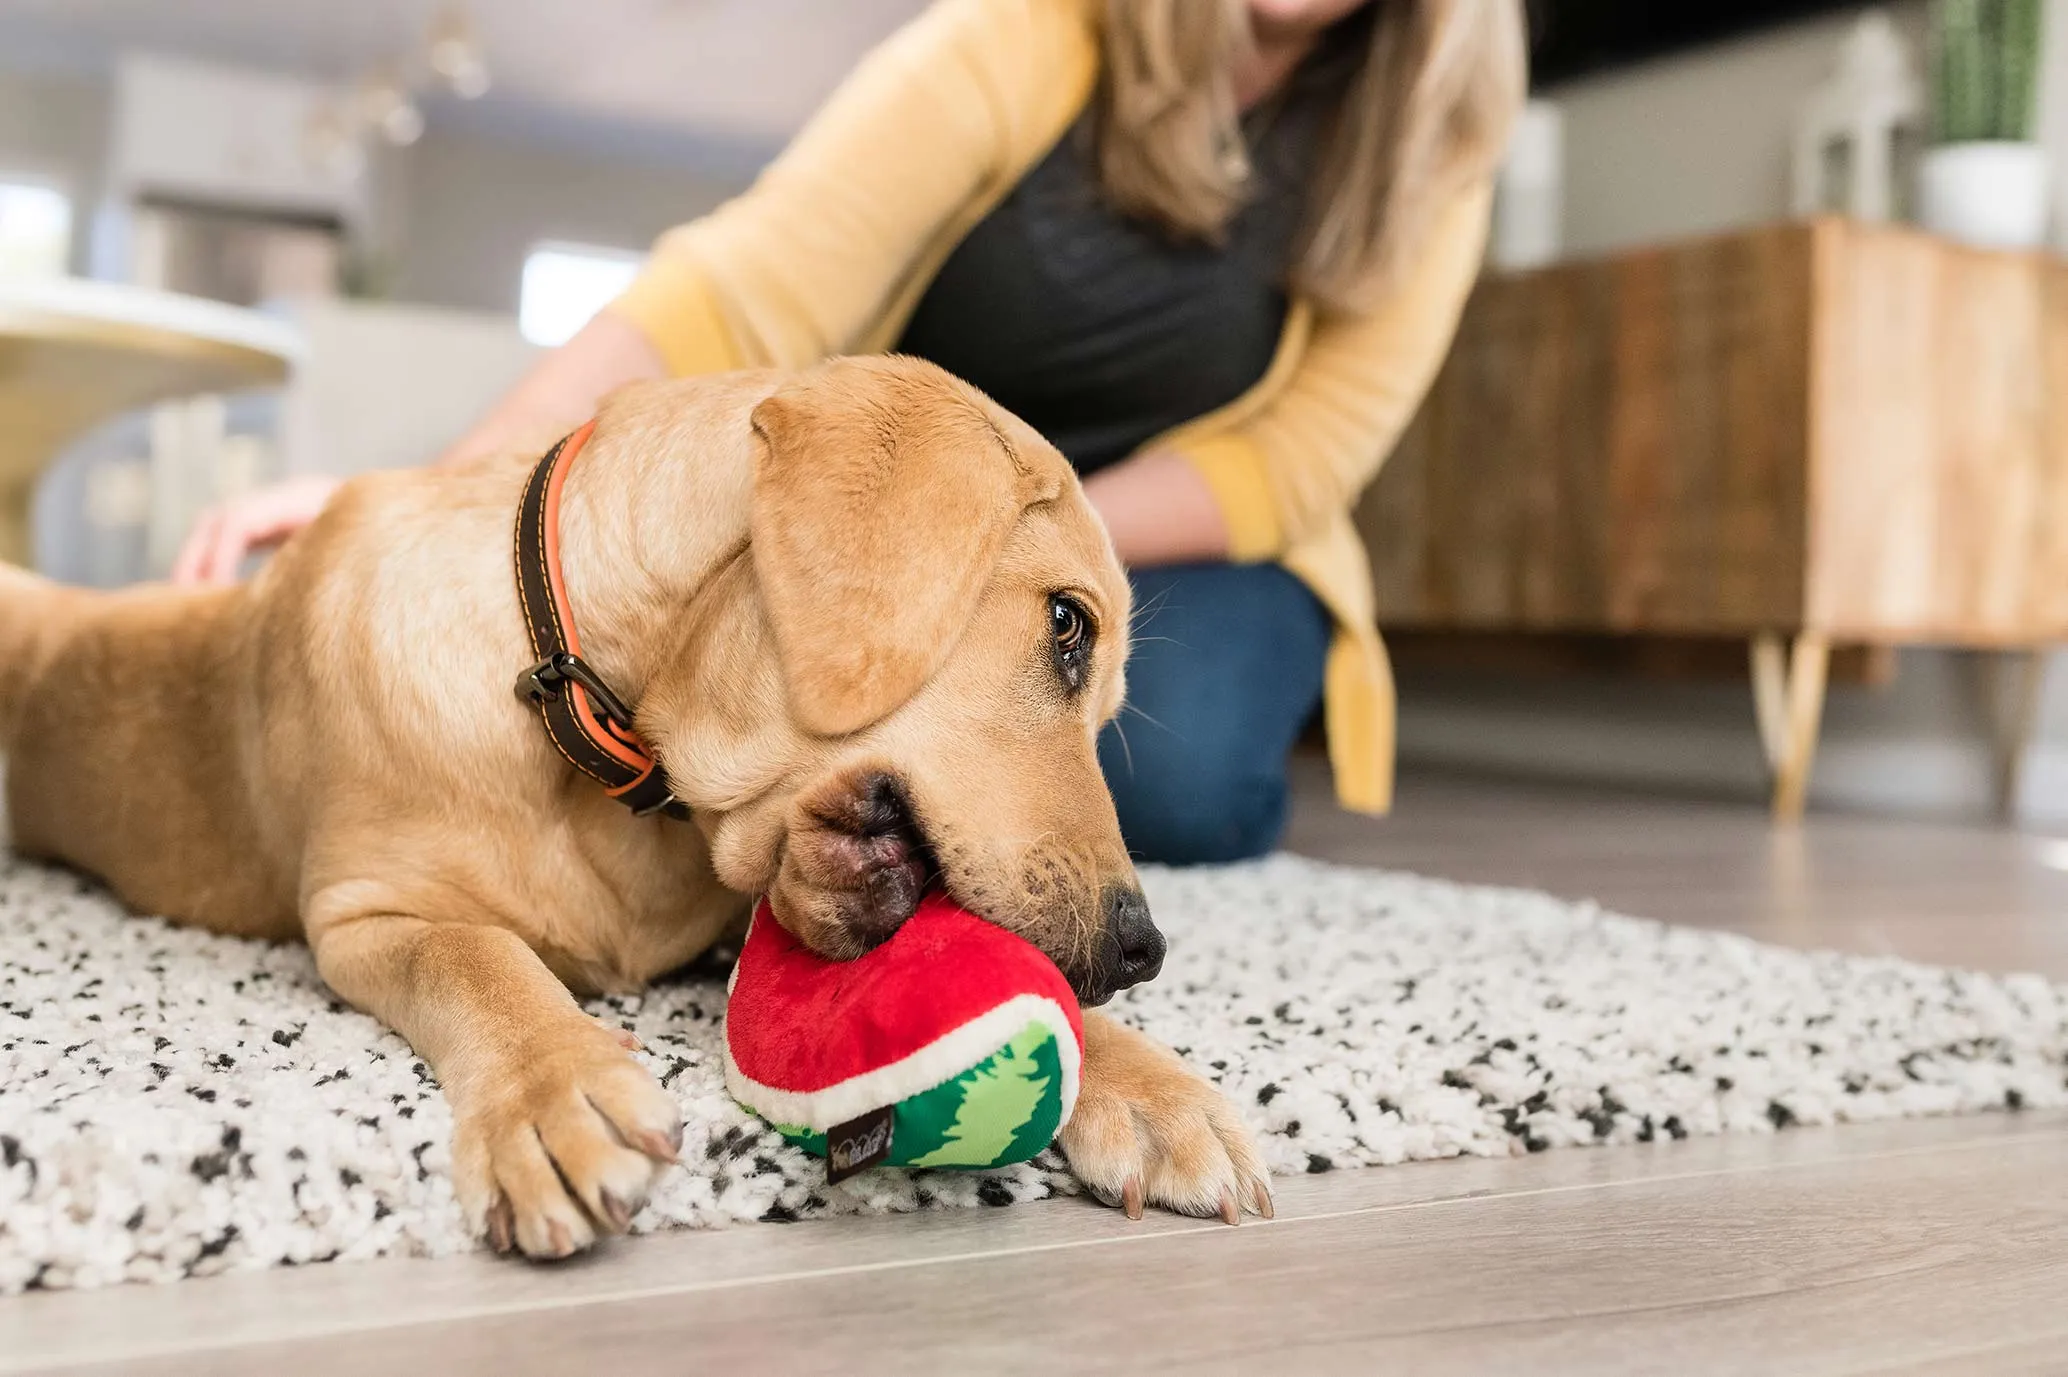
[1557,4,1927,258]
[389,130,745,315]
[0,67,107,272]
[2041,0,2068,248]
[1396,4,2068,823]
[0,59,749,315]
[274,298,541,480]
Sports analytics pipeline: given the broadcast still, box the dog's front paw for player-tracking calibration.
[450,1021,683,1259]
[1061,1013,1273,1224]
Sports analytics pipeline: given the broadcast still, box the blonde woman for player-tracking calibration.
[179,0,1526,865]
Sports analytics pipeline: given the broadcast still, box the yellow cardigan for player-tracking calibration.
[610,0,1491,814]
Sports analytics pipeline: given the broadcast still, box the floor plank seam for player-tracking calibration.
[11,1122,2064,1373]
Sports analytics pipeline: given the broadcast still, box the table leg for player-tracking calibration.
[1991,649,2051,820]
[1750,633,1789,772]
[1749,632,1830,823]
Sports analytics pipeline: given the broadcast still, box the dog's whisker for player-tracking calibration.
[1128,588,1176,629]
[1119,702,1176,736]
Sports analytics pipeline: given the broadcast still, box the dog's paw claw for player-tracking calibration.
[485,1194,516,1254]
[598,1019,644,1053]
[1062,1022,1273,1224]
[453,1021,680,1260]
[630,1125,682,1165]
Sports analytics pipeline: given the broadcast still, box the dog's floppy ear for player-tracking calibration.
[750,359,1063,737]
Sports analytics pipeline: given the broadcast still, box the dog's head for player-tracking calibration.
[641,356,1159,1005]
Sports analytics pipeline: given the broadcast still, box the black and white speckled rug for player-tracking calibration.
[3,852,2064,1292]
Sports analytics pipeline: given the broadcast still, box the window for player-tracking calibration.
[518,242,643,347]
[0,180,72,281]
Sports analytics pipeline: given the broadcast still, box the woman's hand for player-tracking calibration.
[1081,449,1231,569]
[170,313,671,587]
[171,474,343,586]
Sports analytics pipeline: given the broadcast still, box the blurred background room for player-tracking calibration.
[2,0,2066,826]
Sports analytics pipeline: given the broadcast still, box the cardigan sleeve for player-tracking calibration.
[1175,181,1495,561]
[608,0,1046,374]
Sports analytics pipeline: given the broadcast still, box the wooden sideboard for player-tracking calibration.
[1357,217,2068,819]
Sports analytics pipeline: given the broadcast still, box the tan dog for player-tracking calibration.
[0,356,1270,1257]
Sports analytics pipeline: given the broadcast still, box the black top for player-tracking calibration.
[894,88,1331,477]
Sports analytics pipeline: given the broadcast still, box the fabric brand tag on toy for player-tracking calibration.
[825,1106,895,1183]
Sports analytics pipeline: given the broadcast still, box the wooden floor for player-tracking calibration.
[6,764,2067,1376]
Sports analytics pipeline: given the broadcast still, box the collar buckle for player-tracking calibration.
[631,793,693,821]
[515,652,639,733]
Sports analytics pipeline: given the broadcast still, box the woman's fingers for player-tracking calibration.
[171,476,344,586]
[203,506,258,586]
[170,508,223,584]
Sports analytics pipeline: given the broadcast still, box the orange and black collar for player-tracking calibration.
[512,421,689,821]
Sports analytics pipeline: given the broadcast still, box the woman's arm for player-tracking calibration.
[437,312,665,466]
[1171,182,1495,562]
[1080,450,1229,568]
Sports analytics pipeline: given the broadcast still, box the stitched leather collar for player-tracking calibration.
[511,421,689,820]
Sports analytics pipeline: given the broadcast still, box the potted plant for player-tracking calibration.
[1919,0,2050,249]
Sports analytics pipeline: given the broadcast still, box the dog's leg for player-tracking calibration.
[309,906,683,1259]
[1060,1012,1274,1223]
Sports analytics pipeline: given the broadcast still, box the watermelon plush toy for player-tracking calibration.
[724,890,1083,1181]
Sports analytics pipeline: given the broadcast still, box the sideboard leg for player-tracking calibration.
[1750,633,1789,772]
[1768,633,1830,823]
[1991,649,2050,820]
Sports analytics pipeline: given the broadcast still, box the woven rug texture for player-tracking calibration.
[3,853,2063,1292]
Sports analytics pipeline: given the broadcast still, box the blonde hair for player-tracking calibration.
[1093,0,1527,312]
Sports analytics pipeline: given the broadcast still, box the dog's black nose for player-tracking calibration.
[1098,885,1164,998]
[1110,888,1165,987]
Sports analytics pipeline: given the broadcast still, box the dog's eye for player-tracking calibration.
[1051,598,1085,654]
[1048,594,1093,691]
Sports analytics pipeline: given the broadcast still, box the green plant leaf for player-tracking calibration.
[1931,0,2042,143]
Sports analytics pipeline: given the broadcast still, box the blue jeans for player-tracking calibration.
[1098,563,1331,866]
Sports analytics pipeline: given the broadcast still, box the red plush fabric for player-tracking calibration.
[727,892,1083,1094]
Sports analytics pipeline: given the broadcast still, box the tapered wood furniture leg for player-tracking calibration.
[1752,632,1830,823]
[1774,633,1831,822]
[1750,633,1789,773]
[1991,649,2050,820]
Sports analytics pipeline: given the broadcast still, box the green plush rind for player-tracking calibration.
[771,1020,1063,1170]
